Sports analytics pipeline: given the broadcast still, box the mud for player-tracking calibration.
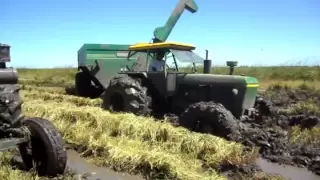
[227,85,320,177]
[152,85,320,179]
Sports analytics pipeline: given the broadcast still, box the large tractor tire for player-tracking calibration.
[179,101,241,141]
[101,75,152,116]
[75,71,101,98]
[18,117,67,177]
[0,84,24,126]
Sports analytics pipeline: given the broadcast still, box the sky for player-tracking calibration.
[1,0,319,68]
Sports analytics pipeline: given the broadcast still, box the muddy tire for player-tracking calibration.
[0,84,24,126]
[255,95,275,118]
[101,75,152,116]
[179,101,241,141]
[18,117,67,177]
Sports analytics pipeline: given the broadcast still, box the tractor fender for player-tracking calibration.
[124,72,148,85]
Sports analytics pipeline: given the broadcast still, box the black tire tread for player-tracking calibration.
[0,84,24,126]
[179,101,241,141]
[19,117,67,176]
[255,94,275,116]
[75,71,93,97]
[101,75,152,116]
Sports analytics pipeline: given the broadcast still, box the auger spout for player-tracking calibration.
[153,0,198,43]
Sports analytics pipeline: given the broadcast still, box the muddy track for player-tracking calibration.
[225,85,320,178]
[65,84,320,179]
[164,85,320,179]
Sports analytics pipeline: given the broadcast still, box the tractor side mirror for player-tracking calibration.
[226,61,238,75]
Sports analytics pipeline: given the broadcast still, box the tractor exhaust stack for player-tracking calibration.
[203,50,212,74]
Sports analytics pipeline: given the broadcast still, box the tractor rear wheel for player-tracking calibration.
[18,117,67,177]
[179,101,241,141]
[101,75,152,116]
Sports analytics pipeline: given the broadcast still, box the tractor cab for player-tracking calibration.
[124,42,205,73]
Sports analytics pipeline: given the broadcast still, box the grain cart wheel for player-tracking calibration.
[18,117,67,177]
[179,101,241,141]
[75,71,94,97]
[101,75,152,116]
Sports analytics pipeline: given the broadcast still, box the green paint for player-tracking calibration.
[245,76,259,84]
[78,44,131,66]
[153,0,198,42]
[78,44,143,85]
[243,86,258,109]
[79,44,131,51]
[87,54,116,59]
[243,76,259,109]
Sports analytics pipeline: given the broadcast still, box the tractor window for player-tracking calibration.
[171,49,204,63]
[166,54,176,68]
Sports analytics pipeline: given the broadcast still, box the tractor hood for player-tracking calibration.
[174,73,259,118]
[176,74,258,88]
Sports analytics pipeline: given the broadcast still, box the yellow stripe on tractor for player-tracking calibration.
[129,41,196,51]
[247,84,259,88]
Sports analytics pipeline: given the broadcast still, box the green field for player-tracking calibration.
[17,66,320,88]
[1,66,319,180]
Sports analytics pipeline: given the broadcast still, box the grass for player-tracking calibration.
[289,126,320,144]
[21,98,256,180]
[16,66,320,88]
[17,66,320,82]
[20,90,102,107]
[0,151,76,180]
[2,66,319,179]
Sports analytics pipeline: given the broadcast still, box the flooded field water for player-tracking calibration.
[67,150,144,180]
[256,157,320,180]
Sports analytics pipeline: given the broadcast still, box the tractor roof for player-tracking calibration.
[129,41,195,51]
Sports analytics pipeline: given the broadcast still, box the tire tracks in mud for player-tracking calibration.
[227,86,320,178]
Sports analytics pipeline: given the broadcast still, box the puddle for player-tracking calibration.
[256,157,320,180]
[67,150,144,180]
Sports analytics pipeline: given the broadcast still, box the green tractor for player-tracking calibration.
[100,42,260,139]
[69,0,272,139]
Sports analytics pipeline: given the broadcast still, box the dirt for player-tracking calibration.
[220,84,320,179]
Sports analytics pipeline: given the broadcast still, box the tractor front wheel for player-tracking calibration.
[179,101,241,141]
[254,95,275,118]
[18,117,67,177]
[101,75,152,116]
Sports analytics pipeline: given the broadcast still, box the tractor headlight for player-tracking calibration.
[232,88,238,95]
